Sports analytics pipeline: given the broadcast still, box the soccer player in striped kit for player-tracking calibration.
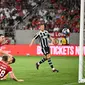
[30,22,59,72]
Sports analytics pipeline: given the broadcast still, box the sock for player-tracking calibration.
[48,58,54,68]
[38,58,47,64]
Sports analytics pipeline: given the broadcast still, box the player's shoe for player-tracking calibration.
[36,62,40,70]
[52,68,59,72]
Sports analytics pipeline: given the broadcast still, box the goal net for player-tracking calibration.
[78,0,85,83]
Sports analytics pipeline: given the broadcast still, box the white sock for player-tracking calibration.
[38,62,40,65]
[52,68,55,70]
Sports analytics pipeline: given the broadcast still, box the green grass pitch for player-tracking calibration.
[0,56,85,85]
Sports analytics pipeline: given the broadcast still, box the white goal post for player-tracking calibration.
[78,0,85,83]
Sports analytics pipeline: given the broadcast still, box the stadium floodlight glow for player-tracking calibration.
[78,0,85,83]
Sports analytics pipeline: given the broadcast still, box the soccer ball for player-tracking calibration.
[62,28,70,35]
[26,53,30,56]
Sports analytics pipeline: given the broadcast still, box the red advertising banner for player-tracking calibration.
[49,32,70,38]
[0,45,85,56]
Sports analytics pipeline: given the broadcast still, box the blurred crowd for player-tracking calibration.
[0,0,44,27]
[0,0,80,33]
[25,0,80,33]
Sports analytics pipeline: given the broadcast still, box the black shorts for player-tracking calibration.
[41,47,50,56]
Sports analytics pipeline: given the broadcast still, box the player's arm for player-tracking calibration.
[29,38,35,46]
[29,33,39,46]
[0,49,13,59]
[9,71,24,82]
[47,31,55,44]
[0,74,8,80]
[49,36,56,44]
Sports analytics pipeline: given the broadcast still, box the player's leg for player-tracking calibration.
[36,48,47,70]
[36,57,47,70]
[45,47,59,72]
[46,54,59,72]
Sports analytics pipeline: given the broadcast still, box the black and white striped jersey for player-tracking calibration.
[34,30,50,48]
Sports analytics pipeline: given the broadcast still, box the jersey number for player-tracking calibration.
[0,69,6,77]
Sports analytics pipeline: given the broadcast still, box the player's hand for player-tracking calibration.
[0,78,6,80]
[52,39,56,45]
[29,43,32,47]
[17,79,24,82]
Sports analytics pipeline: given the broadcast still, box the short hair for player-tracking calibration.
[0,34,3,36]
[12,57,16,63]
[2,56,16,64]
[2,56,8,62]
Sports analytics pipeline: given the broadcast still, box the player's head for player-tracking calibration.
[39,21,45,31]
[2,55,16,64]
[0,34,5,43]
[39,24,45,31]
[8,57,16,64]
[2,55,8,62]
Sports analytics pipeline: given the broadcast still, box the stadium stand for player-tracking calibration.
[16,0,80,33]
[0,0,80,44]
